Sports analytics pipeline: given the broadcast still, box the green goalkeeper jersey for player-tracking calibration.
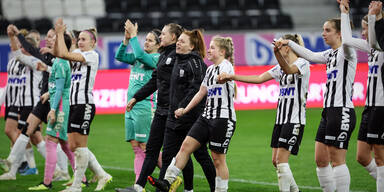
[115,36,159,108]
[48,58,71,108]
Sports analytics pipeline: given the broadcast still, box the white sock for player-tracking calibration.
[215,176,228,192]
[36,140,46,158]
[72,147,89,188]
[88,149,106,178]
[333,164,350,192]
[184,190,193,192]
[9,157,22,176]
[276,163,294,192]
[25,147,36,168]
[57,144,68,173]
[377,166,384,192]
[7,134,29,163]
[133,184,144,192]
[364,159,377,180]
[164,157,181,184]
[316,164,335,192]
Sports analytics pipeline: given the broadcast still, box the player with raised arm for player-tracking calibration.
[115,19,160,183]
[275,3,358,190]
[218,34,310,192]
[53,18,112,192]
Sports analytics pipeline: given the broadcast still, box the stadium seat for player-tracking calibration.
[121,0,143,12]
[63,0,84,17]
[60,17,76,31]
[43,0,64,19]
[243,0,260,10]
[105,0,122,13]
[185,0,202,11]
[259,0,280,9]
[2,0,24,20]
[96,17,115,33]
[145,0,165,12]
[255,14,273,29]
[205,0,225,11]
[13,18,33,30]
[84,0,106,18]
[274,14,293,29]
[0,19,10,35]
[74,16,96,30]
[223,0,243,10]
[352,13,365,29]
[34,18,53,34]
[165,0,183,11]
[23,0,44,20]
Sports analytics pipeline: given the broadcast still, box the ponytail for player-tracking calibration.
[165,23,184,40]
[183,29,206,58]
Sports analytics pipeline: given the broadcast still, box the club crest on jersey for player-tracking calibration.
[208,87,222,97]
[166,57,172,65]
[179,69,184,77]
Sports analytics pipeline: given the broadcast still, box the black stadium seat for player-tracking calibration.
[13,18,33,30]
[34,18,53,34]
[0,19,10,35]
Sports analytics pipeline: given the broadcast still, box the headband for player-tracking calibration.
[83,30,96,42]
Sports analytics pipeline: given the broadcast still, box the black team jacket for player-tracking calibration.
[133,44,177,116]
[375,19,384,50]
[166,51,207,130]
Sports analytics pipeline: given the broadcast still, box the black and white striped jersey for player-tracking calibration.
[13,52,43,107]
[268,58,310,125]
[5,56,22,107]
[366,50,384,106]
[322,46,357,108]
[288,39,357,109]
[202,59,236,121]
[70,49,99,105]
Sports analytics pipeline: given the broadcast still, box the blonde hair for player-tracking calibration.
[19,29,29,37]
[212,35,235,65]
[25,36,38,48]
[212,35,237,97]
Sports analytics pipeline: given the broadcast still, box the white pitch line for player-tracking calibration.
[102,165,368,192]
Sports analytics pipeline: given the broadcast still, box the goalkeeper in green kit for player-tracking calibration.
[115,19,161,183]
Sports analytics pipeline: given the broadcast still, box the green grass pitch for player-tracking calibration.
[0,107,376,191]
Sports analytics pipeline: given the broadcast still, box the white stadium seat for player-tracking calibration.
[84,0,106,18]
[63,0,84,17]
[24,0,44,20]
[74,16,96,30]
[2,0,24,20]
[43,0,64,19]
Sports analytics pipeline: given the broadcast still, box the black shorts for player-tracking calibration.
[18,106,34,130]
[68,104,96,135]
[270,123,304,155]
[365,107,384,145]
[315,107,356,149]
[4,106,19,121]
[31,100,50,124]
[188,116,236,154]
[357,106,369,142]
